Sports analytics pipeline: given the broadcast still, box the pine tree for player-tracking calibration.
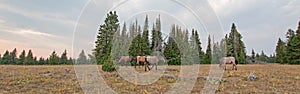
[259,51,267,62]
[10,48,17,64]
[141,15,150,55]
[68,57,73,64]
[60,49,68,64]
[38,57,45,65]
[129,23,137,56]
[88,54,96,64]
[286,22,300,64]
[18,50,26,65]
[194,30,204,63]
[2,50,10,64]
[45,58,49,65]
[77,50,88,64]
[251,49,255,62]
[94,11,119,65]
[275,38,286,64]
[49,51,59,65]
[163,24,181,65]
[33,56,38,65]
[25,50,34,65]
[120,23,128,56]
[151,16,163,52]
[228,23,246,64]
[203,35,212,64]
[286,29,295,42]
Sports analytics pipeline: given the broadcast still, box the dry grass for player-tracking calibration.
[0,64,299,93]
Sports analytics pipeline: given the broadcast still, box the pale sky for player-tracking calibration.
[0,0,299,58]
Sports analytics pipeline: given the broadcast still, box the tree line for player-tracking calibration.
[94,11,253,72]
[275,21,300,64]
[0,49,93,65]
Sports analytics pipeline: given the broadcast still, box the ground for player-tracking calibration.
[0,64,299,94]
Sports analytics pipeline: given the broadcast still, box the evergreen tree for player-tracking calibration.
[60,49,68,64]
[33,56,38,65]
[45,58,49,65]
[25,50,35,65]
[88,54,96,64]
[2,50,10,64]
[38,57,45,65]
[49,51,59,65]
[141,15,150,55]
[77,50,88,64]
[275,38,286,64]
[255,53,260,60]
[251,49,255,62]
[94,11,119,65]
[227,23,246,64]
[286,29,295,42]
[18,50,26,65]
[286,22,300,64]
[10,48,17,64]
[203,35,212,64]
[120,23,129,56]
[68,57,73,64]
[164,24,181,65]
[259,51,267,62]
[194,30,204,63]
[151,16,163,52]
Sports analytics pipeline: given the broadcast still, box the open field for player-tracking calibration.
[0,64,299,93]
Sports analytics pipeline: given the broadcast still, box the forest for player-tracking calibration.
[0,11,299,67]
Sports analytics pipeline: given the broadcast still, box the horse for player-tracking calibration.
[219,57,238,71]
[135,56,166,71]
[135,56,150,71]
[118,56,135,66]
[145,56,166,70]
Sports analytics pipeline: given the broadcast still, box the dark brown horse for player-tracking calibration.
[135,56,166,71]
[219,57,237,71]
[118,56,135,66]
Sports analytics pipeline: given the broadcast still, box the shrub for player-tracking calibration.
[167,57,181,65]
[102,59,117,72]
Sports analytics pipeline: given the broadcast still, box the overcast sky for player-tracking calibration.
[0,0,299,58]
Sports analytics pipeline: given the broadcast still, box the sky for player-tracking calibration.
[0,0,299,58]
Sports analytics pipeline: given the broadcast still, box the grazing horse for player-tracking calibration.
[135,56,150,71]
[219,57,238,71]
[146,56,166,70]
[118,56,135,66]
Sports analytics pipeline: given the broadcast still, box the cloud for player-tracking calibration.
[0,2,79,29]
[0,19,71,58]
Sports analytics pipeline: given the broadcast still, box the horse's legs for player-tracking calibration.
[147,62,151,71]
[234,64,237,71]
[135,59,138,68]
[145,62,147,71]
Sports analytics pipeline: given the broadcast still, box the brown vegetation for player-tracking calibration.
[0,64,299,93]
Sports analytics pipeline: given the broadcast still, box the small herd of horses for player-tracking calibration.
[118,56,238,71]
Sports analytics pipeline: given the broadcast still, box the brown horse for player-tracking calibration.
[146,56,166,70]
[135,56,166,71]
[135,56,150,71]
[118,56,135,66]
[219,57,237,71]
